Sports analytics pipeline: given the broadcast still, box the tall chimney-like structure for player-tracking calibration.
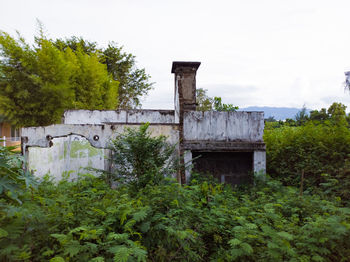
[172,61,201,123]
[172,61,200,183]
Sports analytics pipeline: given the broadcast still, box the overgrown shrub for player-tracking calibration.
[0,145,37,203]
[264,120,350,202]
[105,123,177,189]
[1,174,350,261]
[2,120,350,261]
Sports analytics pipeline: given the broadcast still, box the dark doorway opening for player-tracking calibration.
[192,151,253,185]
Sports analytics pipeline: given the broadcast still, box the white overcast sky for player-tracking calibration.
[2,0,350,110]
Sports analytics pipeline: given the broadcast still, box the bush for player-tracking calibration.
[0,145,37,203]
[2,120,350,261]
[264,121,350,202]
[105,123,177,189]
[1,175,350,261]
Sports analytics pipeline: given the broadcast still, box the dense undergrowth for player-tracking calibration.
[264,107,350,204]
[1,173,350,261]
[1,120,350,261]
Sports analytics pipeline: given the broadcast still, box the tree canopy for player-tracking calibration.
[54,36,153,109]
[0,29,153,127]
[265,102,350,129]
[196,88,238,112]
[0,31,119,126]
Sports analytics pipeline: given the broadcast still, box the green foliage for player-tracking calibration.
[103,43,153,109]
[266,102,349,129]
[106,123,177,189]
[196,88,238,112]
[264,118,350,203]
[294,105,309,126]
[69,47,118,110]
[0,28,118,126]
[213,97,239,112]
[2,109,350,261]
[0,145,37,203]
[308,102,348,125]
[54,37,153,109]
[196,88,213,111]
[1,173,349,261]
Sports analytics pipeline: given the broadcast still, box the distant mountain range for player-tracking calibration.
[239,106,310,120]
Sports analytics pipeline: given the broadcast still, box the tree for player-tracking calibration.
[294,105,309,126]
[265,116,277,122]
[0,30,119,127]
[327,102,347,124]
[309,103,348,125]
[212,97,239,112]
[196,88,213,111]
[309,108,329,122]
[54,37,153,109]
[107,123,176,189]
[196,88,238,112]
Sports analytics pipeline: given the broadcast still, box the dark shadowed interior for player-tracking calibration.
[192,151,253,185]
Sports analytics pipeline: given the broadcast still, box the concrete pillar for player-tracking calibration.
[172,61,200,184]
[184,150,192,183]
[253,150,266,174]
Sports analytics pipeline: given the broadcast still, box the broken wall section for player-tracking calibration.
[27,135,105,179]
[22,122,179,180]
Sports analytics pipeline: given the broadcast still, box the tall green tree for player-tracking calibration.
[54,37,153,109]
[196,88,213,111]
[309,102,347,125]
[0,31,119,127]
[196,88,238,112]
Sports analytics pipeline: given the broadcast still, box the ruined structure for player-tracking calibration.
[21,62,266,184]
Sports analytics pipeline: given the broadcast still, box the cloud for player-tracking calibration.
[320,96,350,106]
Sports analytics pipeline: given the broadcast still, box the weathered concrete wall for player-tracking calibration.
[28,135,105,179]
[22,124,179,149]
[22,113,265,181]
[22,124,179,179]
[183,111,264,142]
[64,110,175,125]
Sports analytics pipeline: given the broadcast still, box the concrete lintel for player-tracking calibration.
[182,141,266,151]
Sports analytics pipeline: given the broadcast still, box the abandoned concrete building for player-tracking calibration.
[21,61,266,184]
